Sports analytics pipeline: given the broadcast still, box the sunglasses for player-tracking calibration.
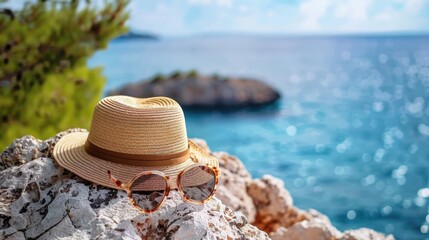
[107,164,220,213]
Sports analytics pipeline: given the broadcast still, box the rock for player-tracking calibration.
[0,135,41,171]
[213,152,256,222]
[247,175,310,233]
[270,220,341,240]
[0,131,394,240]
[341,229,395,240]
[0,132,269,240]
[0,128,87,171]
[115,31,159,41]
[192,138,259,221]
[268,208,342,240]
[108,72,281,110]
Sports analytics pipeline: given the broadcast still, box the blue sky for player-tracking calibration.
[128,0,429,35]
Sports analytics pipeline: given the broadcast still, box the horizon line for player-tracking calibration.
[128,29,429,38]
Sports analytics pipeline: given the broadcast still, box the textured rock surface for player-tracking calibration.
[0,128,86,171]
[0,130,394,240]
[213,152,257,223]
[0,131,269,240]
[340,229,396,240]
[108,74,281,109]
[248,175,310,232]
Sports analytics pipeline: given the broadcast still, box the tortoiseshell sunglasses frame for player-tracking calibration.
[107,163,220,213]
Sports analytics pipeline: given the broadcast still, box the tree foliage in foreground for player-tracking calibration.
[0,0,129,149]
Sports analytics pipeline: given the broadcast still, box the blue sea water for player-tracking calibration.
[89,35,429,240]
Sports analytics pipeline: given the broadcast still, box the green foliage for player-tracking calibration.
[211,73,228,81]
[170,70,182,79]
[0,0,129,150]
[187,69,199,78]
[151,73,166,83]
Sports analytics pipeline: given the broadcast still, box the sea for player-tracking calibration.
[89,35,429,240]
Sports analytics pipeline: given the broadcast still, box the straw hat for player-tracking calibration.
[53,96,219,190]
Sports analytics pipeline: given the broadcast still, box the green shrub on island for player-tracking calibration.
[211,73,228,81]
[151,74,166,83]
[187,70,199,78]
[0,0,129,150]
[170,71,183,79]
[151,70,201,83]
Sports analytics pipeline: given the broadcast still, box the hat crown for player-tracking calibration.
[87,96,188,155]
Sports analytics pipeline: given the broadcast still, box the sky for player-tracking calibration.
[128,0,429,36]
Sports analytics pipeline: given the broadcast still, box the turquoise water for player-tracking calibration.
[89,35,429,239]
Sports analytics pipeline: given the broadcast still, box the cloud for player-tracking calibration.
[217,0,234,7]
[189,0,234,8]
[189,0,211,4]
[129,1,188,35]
[333,0,372,21]
[299,0,332,30]
[130,0,429,35]
[298,0,374,31]
[369,0,429,32]
[296,0,429,33]
[403,0,427,14]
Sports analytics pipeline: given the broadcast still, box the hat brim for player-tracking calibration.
[53,132,219,190]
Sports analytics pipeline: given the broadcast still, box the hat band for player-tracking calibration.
[84,140,190,166]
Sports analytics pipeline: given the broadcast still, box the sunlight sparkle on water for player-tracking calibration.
[381,206,392,216]
[414,197,426,207]
[418,188,429,198]
[347,210,356,220]
[374,148,386,162]
[406,97,425,114]
[392,165,408,186]
[421,225,428,234]
[362,174,376,186]
[418,124,429,136]
[286,125,297,136]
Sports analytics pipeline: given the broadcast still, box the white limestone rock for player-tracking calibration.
[341,228,395,240]
[0,157,269,240]
[247,175,310,232]
[0,128,87,171]
[213,152,257,222]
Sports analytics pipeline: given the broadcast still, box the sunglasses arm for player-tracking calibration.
[107,170,127,189]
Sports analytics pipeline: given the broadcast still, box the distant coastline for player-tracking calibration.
[190,31,429,38]
[114,31,159,41]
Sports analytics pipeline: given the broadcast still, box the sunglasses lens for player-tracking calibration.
[180,166,216,202]
[130,173,166,212]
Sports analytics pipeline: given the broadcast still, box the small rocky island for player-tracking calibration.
[108,71,281,110]
[114,31,159,41]
[0,129,394,240]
